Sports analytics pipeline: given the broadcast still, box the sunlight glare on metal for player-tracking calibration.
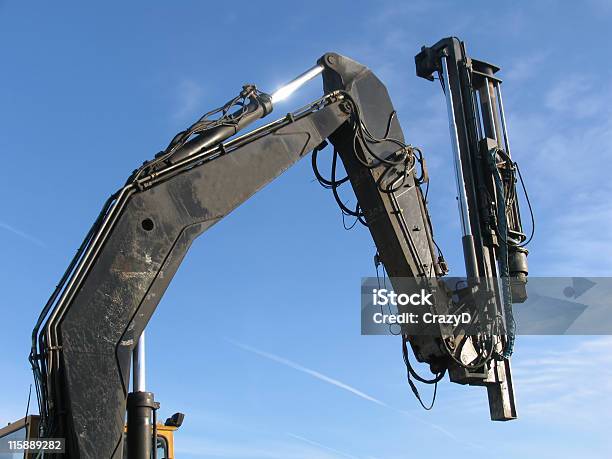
[271,65,324,104]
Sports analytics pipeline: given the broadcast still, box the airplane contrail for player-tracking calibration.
[225,339,478,448]
[227,339,387,407]
[287,433,361,459]
[0,222,46,247]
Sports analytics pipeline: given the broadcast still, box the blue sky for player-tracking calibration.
[1,1,611,458]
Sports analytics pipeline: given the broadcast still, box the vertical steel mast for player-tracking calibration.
[416,37,529,420]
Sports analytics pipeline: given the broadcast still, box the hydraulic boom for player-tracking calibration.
[28,38,529,458]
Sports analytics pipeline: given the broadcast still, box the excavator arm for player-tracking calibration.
[29,41,528,459]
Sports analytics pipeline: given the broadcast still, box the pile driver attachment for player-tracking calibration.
[415,37,530,419]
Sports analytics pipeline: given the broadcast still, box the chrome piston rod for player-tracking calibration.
[271,64,324,104]
[133,331,146,392]
[441,55,479,278]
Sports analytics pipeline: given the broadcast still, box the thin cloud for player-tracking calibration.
[545,75,603,118]
[176,435,349,459]
[506,72,612,275]
[505,52,548,82]
[512,337,612,428]
[287,433,361,459]
[227,339,387,407]
[0,222,46,248]
[172,78,204,122]
[226,339,479,449]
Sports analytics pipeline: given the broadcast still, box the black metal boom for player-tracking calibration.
[29,42,529,458]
